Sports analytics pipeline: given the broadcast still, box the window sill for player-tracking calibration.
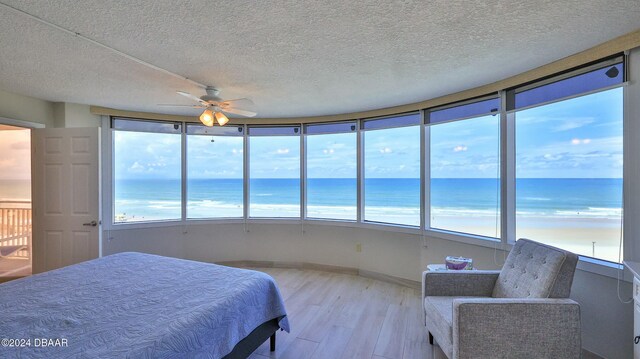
[577,256,630,282]
[424,228,508,252]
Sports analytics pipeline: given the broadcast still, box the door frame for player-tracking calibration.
[0,116,45,129]
[0,116,44,274]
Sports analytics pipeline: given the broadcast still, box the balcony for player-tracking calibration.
[0,201,31,277]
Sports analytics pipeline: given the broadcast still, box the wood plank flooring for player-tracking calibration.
[245,267,447,359]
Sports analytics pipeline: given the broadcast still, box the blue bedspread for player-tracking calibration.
[0,252,289,358]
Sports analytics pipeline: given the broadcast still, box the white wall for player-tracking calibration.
[103,222,504,282]
[0,89,55,127]
[0,89,100,129]
[52,102,101,128]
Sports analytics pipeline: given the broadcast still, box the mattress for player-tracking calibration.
[0,252,289,358]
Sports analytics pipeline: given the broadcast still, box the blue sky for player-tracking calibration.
[0,129,31,180]
[113,87,622,180]
[515,88,622,178]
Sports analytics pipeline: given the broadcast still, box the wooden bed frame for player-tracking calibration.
[222,317,281,358]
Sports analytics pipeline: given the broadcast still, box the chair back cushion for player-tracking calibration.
[492,239,578,298]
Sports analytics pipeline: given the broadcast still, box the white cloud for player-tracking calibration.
[323,148,335,154]
[276,148,290,154]
[0,158,15,168]
[571,138,591,145]
[453,145,468,152]
[379,147,393,154]
[129,162,145,172]
[543,154,563,161]
[552,117,595,132]
[10,141,30,150]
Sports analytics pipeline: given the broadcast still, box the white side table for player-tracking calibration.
[426,264,448,272]
[427,263,477,272]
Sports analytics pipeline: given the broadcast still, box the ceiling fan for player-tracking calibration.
[159,86,257,126]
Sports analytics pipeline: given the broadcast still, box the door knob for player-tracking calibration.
[83,220,97,227]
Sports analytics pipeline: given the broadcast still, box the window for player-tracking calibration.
[186,124,244,218]
[362,114,421,226]
[112,119,182,223]
[514,61,624,262]
[248,126,301,218]
[305,122,357,220]
[428,99,501,238]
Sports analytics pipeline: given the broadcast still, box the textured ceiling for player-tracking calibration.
[0,1,638,118]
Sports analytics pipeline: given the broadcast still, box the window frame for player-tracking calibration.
[360,112,422,227]
[247,125,302,219]
[304,121,358,222]
[111,117,184,225]
[185,123,245,220]
[425,101,502,240]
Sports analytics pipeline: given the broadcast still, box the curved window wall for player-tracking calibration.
[109,56,626,263]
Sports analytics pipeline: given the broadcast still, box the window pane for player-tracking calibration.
[187,123,243,136]
[515,88,623,262]
[113,130,182,222]
[364,125,420,226]
[306,132,357,220]
[430,115,500,237]
[362,113,420,130]
[249,134,300,217]
[513,62,623,110]
[187,135,244,218]
[248,126,300,136]
[305,121,357,135]
[112,118,182,134]
[429,98,499,124]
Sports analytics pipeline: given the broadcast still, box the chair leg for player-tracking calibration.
[270,332,276,352]
[428,331,434,345]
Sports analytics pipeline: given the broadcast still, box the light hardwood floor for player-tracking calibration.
[246,267,447,359]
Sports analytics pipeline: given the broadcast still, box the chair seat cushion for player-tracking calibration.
[424,296,488,357]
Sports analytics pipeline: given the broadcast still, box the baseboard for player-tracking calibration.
[217,260,420,289]
[581,348,604,359]
[359,269,421,290]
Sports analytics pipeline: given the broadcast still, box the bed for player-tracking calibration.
[0,252,290,358]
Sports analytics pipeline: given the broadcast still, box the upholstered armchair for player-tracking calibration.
[422,238,581,359]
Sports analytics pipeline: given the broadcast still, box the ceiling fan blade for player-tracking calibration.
[222,107,257,117]
[157,104,203,108]
[218,98,255,110]
[177,91,206,104]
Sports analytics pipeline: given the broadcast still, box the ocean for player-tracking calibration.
[110,178,622,220]
[0,180,31,208]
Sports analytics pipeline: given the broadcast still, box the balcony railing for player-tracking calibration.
[0,201,31,259]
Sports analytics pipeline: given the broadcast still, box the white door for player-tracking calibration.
[32,127,100,273]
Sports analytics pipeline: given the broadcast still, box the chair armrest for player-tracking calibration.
[452,298,581,359]
[422,270,500,297]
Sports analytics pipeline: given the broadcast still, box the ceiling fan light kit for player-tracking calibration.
[214,111,229,126]
[199,109,215,127]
